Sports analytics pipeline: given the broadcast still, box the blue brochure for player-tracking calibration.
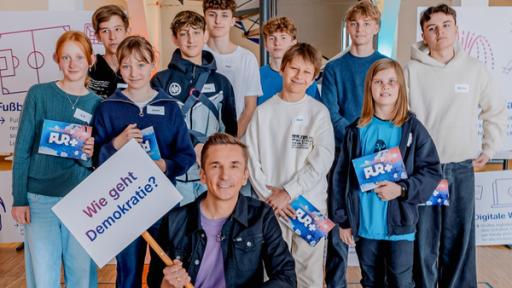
[38,119,92,160]
[352,147,408,192]
[281,195,335,247]
[141,126,161,160]
[420,179,449,206]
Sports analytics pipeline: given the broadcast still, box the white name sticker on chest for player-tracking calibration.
[147,105,165,115]
[73,108,92,123]
[201,83,216,93]
[454,84,470,93]
[117,83,128,89]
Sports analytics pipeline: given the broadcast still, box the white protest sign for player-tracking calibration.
[475,170,512,246]
[52,140,182,267]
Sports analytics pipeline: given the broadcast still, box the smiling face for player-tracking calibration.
[346,15,379,47]
[119,51,153,91]
[422,12,458,53]
[200,144,248,203]
[56,41,91,84]
[281,56,316,96]
[173,25,207,61]
[97,15,129,55]
[265,31,297,60]
[370,67,399,109]
[204,9,235,38]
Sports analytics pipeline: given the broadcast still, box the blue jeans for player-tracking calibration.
[175,180,207,206]
[356,237,414,288]
[24,193,97,288]
[325,225,349,288]
[115,219,161,288]
[414,160,476,288]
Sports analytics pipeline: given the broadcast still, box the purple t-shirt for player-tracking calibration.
[194,209,227,288]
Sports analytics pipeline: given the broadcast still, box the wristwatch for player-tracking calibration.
[399,182,408,198]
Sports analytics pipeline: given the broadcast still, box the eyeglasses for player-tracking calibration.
[372,79,399,87]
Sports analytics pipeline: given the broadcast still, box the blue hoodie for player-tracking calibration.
[92,89,196,184]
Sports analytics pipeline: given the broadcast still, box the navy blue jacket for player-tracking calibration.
[330,113,442,236]
[147,194,297,288]
[92,90,196,183]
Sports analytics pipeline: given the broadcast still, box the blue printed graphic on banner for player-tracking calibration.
[38,119,92,160]
[141,126,161,160]
[421,179,449,206]
[352,147,407,192]
[282,195,335,247]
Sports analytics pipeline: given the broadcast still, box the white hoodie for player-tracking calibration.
[404,41,506,163]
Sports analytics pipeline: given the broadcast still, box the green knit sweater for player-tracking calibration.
[12,82,101,206]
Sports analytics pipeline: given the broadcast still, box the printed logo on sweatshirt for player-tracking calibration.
[291,134,313,149]
[169,83,182,96]
[454,84,469,93]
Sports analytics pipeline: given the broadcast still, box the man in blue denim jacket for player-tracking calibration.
[147,133,296,288]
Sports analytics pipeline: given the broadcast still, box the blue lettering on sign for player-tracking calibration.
[0,102,23,112]
[48,132,79,146]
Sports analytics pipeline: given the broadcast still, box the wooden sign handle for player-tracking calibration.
[142,231,194,288]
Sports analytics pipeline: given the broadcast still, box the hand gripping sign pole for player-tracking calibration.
[142,231,194,288]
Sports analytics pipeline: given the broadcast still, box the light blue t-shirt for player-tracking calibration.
[358,117,414,241]
[258,64,320,105]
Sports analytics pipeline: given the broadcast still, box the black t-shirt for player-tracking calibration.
[88,54,125,99]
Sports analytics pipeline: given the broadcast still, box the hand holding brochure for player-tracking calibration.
[281,195,335,247]
[421,179,449,206]
[141,126,161,160]
[352,147,408,192]
[38,119,92,160]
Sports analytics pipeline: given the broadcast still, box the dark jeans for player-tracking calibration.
[326,147,349,288]
[413,160,476,288]
[356,237,414,288]
[116,219,161,288]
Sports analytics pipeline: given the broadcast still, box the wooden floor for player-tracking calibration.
[0,243,510,287]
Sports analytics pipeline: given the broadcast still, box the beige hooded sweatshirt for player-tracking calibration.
[404,41,506,163]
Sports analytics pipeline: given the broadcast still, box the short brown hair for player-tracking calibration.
[201,133,249,168]
[203,0,237,14]
[92,5,129,34]
[280,42,322,78]
[116,36,155,65]
[419,4,457,32]
[171,10,206,37]
[345,0,381,24]
[358,59,408,127]
[263,17,297,39]
[55,31,94,87]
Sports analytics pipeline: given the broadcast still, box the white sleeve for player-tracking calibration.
[243,51,263,97]
[244,110,271,199]
[283,109,335,200]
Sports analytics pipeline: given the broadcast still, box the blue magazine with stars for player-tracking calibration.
[420,179,449,206]
[352,147,408,192]
[38,119,92,160]
[281,195,335,247]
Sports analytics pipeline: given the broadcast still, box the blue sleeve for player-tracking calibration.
[163,105,196,179]
[151,73,164,91]
[221,80,238,137]
[321,64,350,145]
[330,129,354,229]
[306,81,321,101]
[91,104,118,166]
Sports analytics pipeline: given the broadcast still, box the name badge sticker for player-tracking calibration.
[201,83,216,93]
[147,105,165,115]
[117,83,128,89]
[73,108,92,123]
[454,84,469,93]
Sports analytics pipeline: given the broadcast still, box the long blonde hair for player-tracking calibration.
[358,58,409,127]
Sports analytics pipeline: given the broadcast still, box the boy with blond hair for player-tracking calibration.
[322,1,387,287]
[259,16,320,105]
[202,0,262,137]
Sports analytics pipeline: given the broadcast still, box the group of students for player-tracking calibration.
[10,0,506,288]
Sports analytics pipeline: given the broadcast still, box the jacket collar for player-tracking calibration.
[168,49,217,74]
[104,88,174,104]
[186,193,249,234]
